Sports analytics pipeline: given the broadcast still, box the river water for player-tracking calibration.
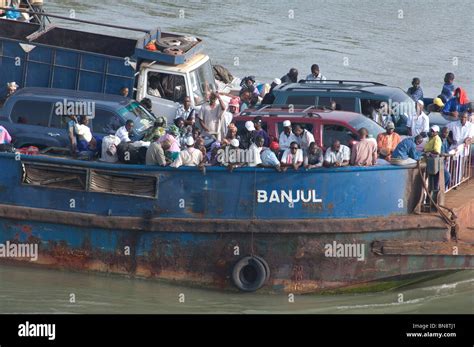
[1,0,473,314]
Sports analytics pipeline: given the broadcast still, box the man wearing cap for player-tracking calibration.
[293,124,315,153]
[171,136,203,168]
[219,139,244,171]
[408,99,429,137]
[306,64,327,82]
[260,141,282,171]
[279,120,298,152]
[350,128,377,166]
[424,125,442,156]
[239,120,257,150]
[376,121,401,161]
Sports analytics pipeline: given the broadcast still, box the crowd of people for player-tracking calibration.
[0,65,473,188]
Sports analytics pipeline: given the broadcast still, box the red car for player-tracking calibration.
[234,106,385,150]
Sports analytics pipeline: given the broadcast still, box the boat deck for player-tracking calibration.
[444,179,474,242]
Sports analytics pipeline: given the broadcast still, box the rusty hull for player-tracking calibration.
[0,204,472,293]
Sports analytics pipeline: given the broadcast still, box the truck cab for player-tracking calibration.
[136,53,218,123]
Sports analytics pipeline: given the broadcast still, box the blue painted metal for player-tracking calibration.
[0,19,203,98]
[0,153,415,219]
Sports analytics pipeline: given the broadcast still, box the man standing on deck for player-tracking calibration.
[391,135,424,165]
[293,124,315,153]
[280,141,303,171]
[176,96,196,127]
[261,141,282,171]
[350,128,377,166]
[198,92,225,141]
[447,111,474,146]
[279,120,297,152]
[424,125,442,156]
[407,100,429,137]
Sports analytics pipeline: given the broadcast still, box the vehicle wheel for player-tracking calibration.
[232,256,268,292]
[156,37,195,51]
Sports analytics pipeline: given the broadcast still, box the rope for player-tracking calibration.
[417,162,457,229]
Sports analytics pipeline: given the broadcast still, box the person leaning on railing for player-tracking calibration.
[447,111,474,147]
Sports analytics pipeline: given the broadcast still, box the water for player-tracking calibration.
[1,0,473,314]
[44,0,473,97]
[0,265,473,314]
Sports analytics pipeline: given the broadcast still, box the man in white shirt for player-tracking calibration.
[279,120,298,151]
[447,111,474,146]
[198,92,226,140]
[408,99,429,137]
[100,135,121,163]
[293,124,315,152]
[280,141,303,171]
[115,120,134,143]
[171,137,203,168]
[323,140,351,167]
[306,64,327,81]
[248,135,264,167]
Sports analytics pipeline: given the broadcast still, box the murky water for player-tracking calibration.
[0,265,473,314]
[0,0,472,314]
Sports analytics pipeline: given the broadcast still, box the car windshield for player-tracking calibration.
[348,117,385,138]
[189,60,216,106]
[117,102,155,133]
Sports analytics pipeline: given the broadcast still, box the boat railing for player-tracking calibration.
[445,144,472,193]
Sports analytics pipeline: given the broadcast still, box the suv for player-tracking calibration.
[271,80,419,134]
[237,106,385,150]
[0,88,156,149]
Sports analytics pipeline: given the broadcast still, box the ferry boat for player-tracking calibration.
[0,151,472,293]
[0,9,473,293]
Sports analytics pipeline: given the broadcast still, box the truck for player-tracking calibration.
[0,14,238,124]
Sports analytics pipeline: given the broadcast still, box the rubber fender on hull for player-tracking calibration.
[232,256,270,292]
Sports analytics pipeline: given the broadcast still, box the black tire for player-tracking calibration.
[232,256,267,292]
[252,255,271,281]
[156,37,194,51]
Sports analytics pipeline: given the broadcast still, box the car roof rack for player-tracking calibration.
[298,80,386,86]
[284,87,375,95]
[240,105,328,117]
